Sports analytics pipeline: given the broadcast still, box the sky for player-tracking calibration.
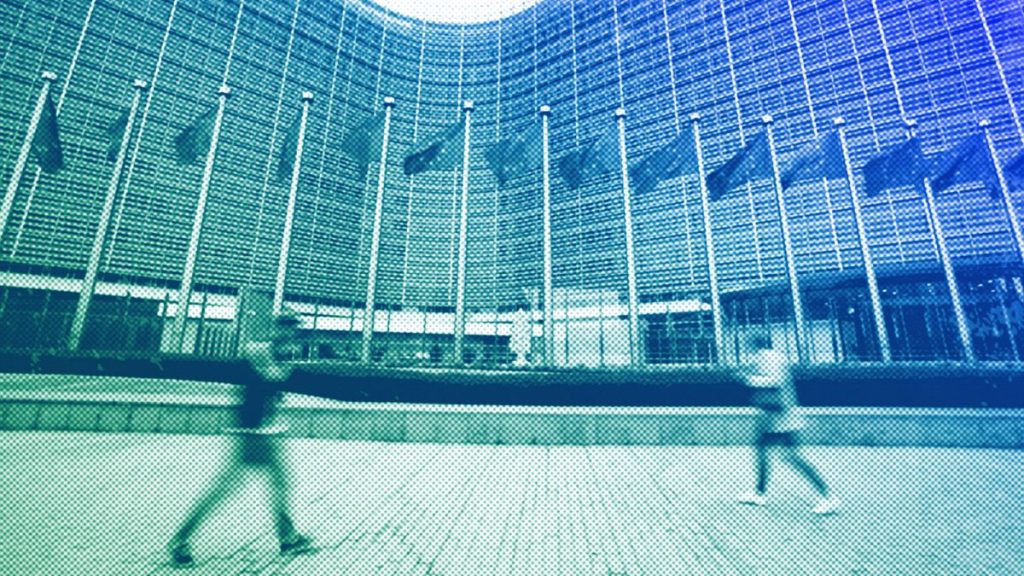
[370,0,541,23]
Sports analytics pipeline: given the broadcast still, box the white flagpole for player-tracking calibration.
[615,107,642,366]
[453,100,473,364]
[361,96,395,363]
[980,119,1024,263]
[763,114,807,362]
[540,105,555,366]
[690,113,725,363]
[172,85,232,353]
[905,118,974,362]
[68,79,148,351]
[273,91,314,316]
[0,71,58,246]
[834,117,891,362]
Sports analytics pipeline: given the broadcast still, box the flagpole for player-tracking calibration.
[0,71,58,246]
[172,85,232,353]
[689,113,725,363]
[540,105,555,366]
[615,107,642,366]
[980,119,1024,263]
[453,99,473,365]
[905,118,974,362]
[361,96,395,363]
[763,115,807,362]
[68,79,148,351]
[833,117,891,362]
[273,91,314,316]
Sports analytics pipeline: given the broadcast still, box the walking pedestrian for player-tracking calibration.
[737,334,840,515]
[167,311,313,568]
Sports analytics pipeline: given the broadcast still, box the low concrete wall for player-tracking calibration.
[2,352,1024,408]
[1,394,1021,448]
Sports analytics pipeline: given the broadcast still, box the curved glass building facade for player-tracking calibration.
[1,0,1023,365]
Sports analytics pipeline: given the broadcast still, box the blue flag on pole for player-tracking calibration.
[32,90,63,173]
[557,149,586,190]
[174,105,217,165]
[629,130,698,196]
[484,122,543,185]
[930,133,1000,199]
[862,137,927,197]
[276,111,302,184]
[106,108,130,163]
[341,112,385,177]
[1002,148,1024,191]
[705,132,771,201]
[403,119,465,176]
[780,131,845,189]
[557,123,620,190]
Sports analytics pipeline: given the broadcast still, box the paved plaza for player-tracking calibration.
[1,430,1022,575]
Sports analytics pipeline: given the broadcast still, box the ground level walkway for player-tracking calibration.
[1,430,1021,575]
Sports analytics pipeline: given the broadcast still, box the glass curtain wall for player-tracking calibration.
[1,0,1022,364]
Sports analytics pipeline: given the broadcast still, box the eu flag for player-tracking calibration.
[862,137,927,197]
[340,112,385,177]
[174,105,217,165]
[1001,149,1024,191]
[930,134,999,199]
[403,119,465,176]
[629,130,698,196]
[557,124,620,190]
[779,131,845,189]
[484,122,543,185]
[32,91,63,173]
[705,132,771,201]
[106,108,130,163]
[276,111,302,184]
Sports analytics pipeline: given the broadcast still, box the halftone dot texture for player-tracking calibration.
[2,0,1024,573]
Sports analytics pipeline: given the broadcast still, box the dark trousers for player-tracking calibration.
[755,431,829,496]
[173,434,296,543]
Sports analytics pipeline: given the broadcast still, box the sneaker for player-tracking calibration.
[812,496,840,515]
[167,540,195,568]
[279,533,314,556]
[737,491,767,507]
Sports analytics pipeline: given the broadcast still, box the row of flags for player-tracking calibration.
[365,110,1024,202]
[23,94,1024,203]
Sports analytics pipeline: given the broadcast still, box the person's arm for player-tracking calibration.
[243,340,293,382]
[745,350,789,388]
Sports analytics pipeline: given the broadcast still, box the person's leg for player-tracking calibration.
[262,438,294,537]
[265,438,312,553]
[168,454,244,565]
[740,431,772,505]
[175,469,242,541]
[781,436,840,514]
[780,440,828,496]
[756,432,772,494]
